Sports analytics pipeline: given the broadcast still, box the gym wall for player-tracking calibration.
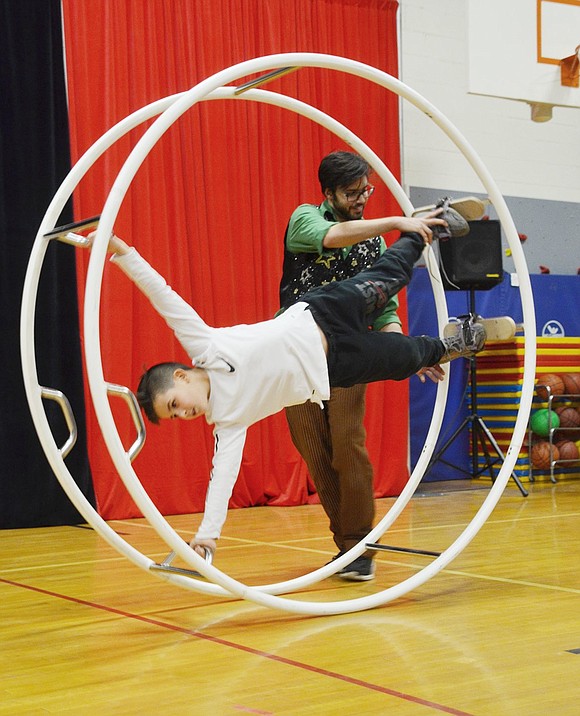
[399,0,580,276]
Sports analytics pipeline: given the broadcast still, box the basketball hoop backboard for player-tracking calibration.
[468,0,580,120]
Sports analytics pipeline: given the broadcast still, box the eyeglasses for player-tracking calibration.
[341,184,375,203]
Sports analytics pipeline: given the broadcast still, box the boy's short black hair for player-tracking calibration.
[136,362,191,424]
[318,151,371,194]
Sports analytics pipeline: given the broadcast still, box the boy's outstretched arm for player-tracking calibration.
[190,424,248,557]
[85,231,215,357]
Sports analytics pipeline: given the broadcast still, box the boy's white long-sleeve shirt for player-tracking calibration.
[111,248,329,539]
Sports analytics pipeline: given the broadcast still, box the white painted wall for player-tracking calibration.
[399,0,580,208]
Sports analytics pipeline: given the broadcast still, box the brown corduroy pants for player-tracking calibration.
[285,384,375,558]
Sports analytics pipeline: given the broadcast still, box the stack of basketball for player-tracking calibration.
[535,372,580,400]
[530,372,580,470]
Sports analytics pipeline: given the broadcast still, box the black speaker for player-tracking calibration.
[438,220,503,291]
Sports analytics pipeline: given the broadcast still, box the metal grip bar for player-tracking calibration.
[234,66,298,95]
[160,546,214,566]
[43,216,100,246]
[40,387,78,458]
[54,232,91,248]
[106,383,146,461]
[150,546,214,578]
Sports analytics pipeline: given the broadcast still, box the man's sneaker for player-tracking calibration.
[338,556,375,582]
[441,314,486,362]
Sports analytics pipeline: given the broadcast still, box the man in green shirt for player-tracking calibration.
[279,151,443,581]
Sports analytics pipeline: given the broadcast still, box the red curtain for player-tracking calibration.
[61,0,407,520]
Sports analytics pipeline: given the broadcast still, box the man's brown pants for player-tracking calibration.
[285,383,375,558]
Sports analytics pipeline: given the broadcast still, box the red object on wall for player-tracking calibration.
[61,0,408,521]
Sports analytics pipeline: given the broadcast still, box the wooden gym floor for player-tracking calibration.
[1,478,579,715]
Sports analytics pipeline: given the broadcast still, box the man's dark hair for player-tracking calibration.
[136,362,191,424]
[318,151,371,194]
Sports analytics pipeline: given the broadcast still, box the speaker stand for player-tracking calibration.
[426,290,528,497]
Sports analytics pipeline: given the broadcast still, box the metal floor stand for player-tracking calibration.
[426,291,528,497]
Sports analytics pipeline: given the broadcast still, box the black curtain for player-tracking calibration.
[0,0,94,527]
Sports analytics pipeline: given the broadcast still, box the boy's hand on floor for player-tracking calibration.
[190,537,217,559]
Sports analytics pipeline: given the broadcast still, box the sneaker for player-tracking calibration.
[414,196,485,238]
[431,197,470,240]
[338,556,375,582]
[441,314,486,362]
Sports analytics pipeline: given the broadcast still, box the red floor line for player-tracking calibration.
[1,577,473,716]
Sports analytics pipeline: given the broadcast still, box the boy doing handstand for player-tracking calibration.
[90,211,485,559]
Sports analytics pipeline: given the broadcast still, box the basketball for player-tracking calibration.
[555,406,580,428]
[530,408,560,437]
[535,373,565,400]
[562,373,580,395]
[554,440,579,461]
[531,441,558,470]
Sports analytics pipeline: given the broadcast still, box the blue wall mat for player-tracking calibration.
[407,267,580,481]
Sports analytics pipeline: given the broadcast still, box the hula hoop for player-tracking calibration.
[23,53,536,615]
